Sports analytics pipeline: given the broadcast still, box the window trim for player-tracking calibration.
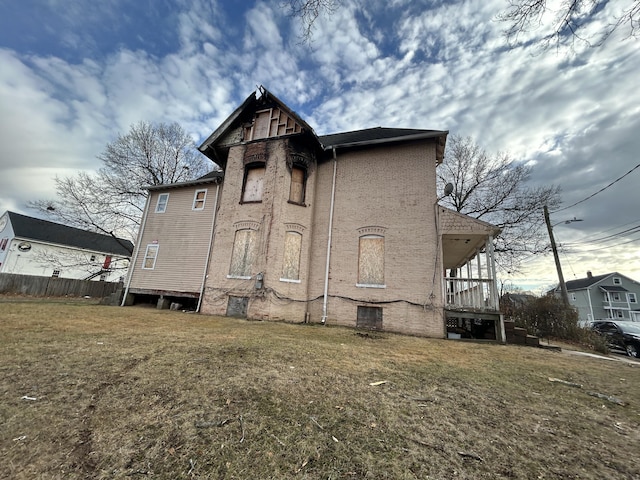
[192,189,207,211]
[155,193,169,213]
[142,244,159,270]
[613,277,622,285]
[629,293,637,303]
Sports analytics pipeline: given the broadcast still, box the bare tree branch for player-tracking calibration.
[438,135,561,273]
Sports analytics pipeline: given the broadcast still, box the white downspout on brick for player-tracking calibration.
[321,148,338,324]
[197,181,220,313]
[121,194,151,306]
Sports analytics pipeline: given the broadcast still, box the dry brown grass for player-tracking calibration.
[1,298,639,479]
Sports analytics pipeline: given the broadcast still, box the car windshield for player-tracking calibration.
[619,323,640,335]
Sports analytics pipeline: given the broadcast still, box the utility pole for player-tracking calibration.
[544,205,570,306]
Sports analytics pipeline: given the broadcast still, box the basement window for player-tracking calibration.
[357,306,383,330]
[242,165,265,203]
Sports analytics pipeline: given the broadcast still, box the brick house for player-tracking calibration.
[123,87,503,340]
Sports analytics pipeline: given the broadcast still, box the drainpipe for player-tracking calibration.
[121,194,151,306]
[587,288,594,322]
[321,148,338,324]
[197,181,220,313]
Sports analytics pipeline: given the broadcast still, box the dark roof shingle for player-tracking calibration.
[7,212,133,256]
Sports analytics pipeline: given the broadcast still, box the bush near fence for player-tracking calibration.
[0,273,122,299]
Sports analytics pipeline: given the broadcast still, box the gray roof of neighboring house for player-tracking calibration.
[565,273,612,290]
[7,211,133,256]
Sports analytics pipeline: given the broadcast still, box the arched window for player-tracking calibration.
[229,229,257,278]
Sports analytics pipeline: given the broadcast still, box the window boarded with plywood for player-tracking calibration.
[289,166,305,204]
[358,235,385,286]
[242,166,265,202]
[250,108,302,140]
[357,306,383,330]
[281,231,302,280]
[229,229,256,277]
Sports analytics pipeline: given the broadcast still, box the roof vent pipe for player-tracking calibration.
[587,271,593,279]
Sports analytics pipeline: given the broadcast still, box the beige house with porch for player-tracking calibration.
[124,87,503,340]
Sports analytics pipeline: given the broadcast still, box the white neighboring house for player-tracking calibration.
[0,211,133,282]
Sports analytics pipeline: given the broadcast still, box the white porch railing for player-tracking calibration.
[444,277,500,311]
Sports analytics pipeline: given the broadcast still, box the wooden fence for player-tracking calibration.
[0,273,122,299]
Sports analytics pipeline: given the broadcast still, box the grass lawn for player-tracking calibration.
[1,298,639,479]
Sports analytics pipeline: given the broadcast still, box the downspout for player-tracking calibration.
[121,194,151,306]
[587,288,594,322]
[321,148,338,324]
[197,181,220,313]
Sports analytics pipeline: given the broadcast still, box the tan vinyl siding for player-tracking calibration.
[130,185,218,293]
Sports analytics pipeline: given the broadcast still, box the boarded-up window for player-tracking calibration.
[242,166,265,202]
[358,235,384,286]
[289,166,305,204]
[193,189,207,210]
[281,231,302,280]
[357,306,383,330]
[155,193,169,213]
[252,111,271,139]
[229,229,256,277]
[143,244,159,270]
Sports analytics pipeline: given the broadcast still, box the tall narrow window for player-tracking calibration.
[358,235,385,287]
[156,193,169,213]
[289,166,306,204]
[193,189,207,210]
[229,229,256,278]
[143,244,159,270]
[281,231,302,281]
[242,166,265,203]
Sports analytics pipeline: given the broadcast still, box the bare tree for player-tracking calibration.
[498,0,640,51]
[31,121,211,243]
[283,0,638,50]
[437,135,561,273]
[281,0,338,42]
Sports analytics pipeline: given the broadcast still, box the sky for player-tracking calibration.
[1,0,639,293]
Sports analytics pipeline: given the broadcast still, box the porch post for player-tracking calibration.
[487,235,505,343]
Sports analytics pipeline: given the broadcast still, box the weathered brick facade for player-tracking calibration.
[126,88,501,339]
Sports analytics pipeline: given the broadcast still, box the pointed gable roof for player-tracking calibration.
[7,211,133,256]
[198,86,317,169]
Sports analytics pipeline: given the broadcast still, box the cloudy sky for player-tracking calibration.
[1,0,638,291]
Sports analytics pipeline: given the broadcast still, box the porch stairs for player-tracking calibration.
[504,321,563,351]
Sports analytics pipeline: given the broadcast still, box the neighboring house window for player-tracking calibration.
[281,231,302,282]
[193,189,207,210]
[571,293,576,301]
[143,245,159,270]
[613,277,621,285]
[617,310,624,318]
[0,238,7,251]
[629,293,637,303]
[612,292,621,301]
[99,273,107,282]
[156,193,169,213]
[52,269,60,278]
[357,235,385,287]
[289,166,306,205]
[229,229,256,278]
[90,255,96,262]
[242,165,265,203]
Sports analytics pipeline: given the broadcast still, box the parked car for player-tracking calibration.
[591,321,640,358]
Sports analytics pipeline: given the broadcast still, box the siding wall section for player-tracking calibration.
[129,185,218,294]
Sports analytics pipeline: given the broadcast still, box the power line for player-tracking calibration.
[564,224,640,246]
[552,162,640,213]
